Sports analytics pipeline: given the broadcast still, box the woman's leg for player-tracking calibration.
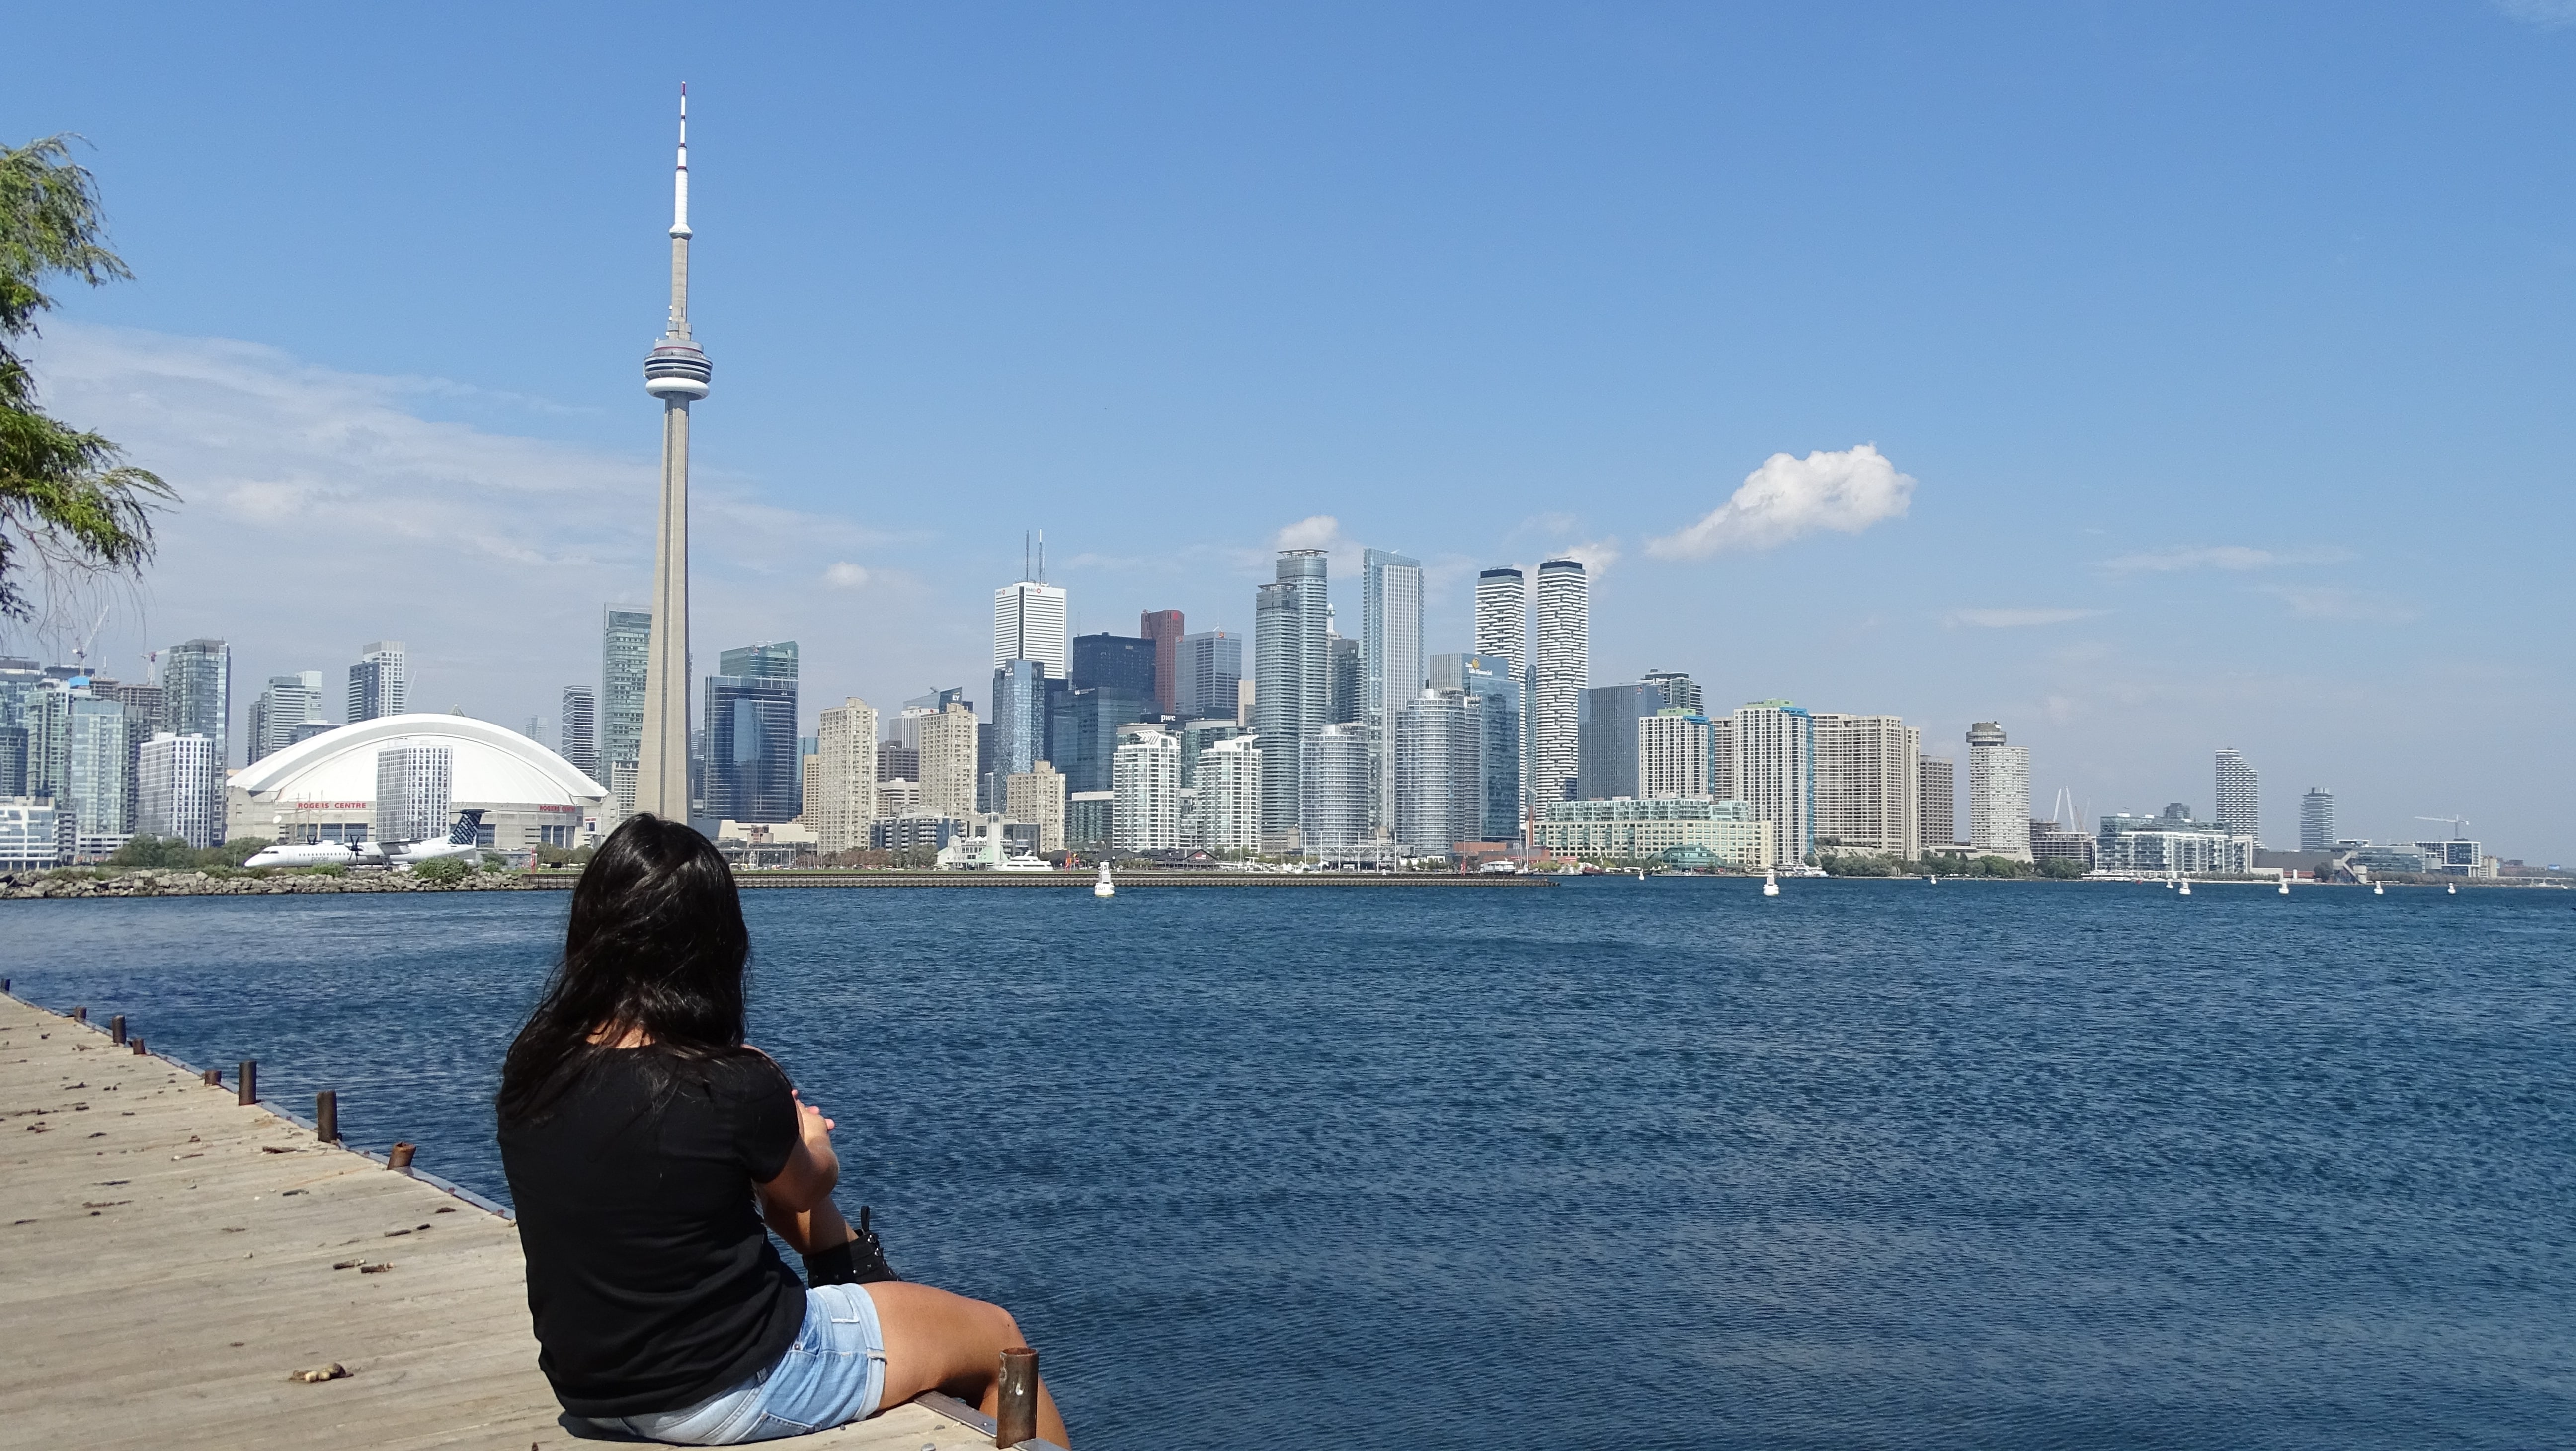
[860,1282,1070,1447]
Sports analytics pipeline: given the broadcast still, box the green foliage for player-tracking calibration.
[105,835,269,871]
[533,843,594,867]
[0,135,173,619]
[2036,856,2089,880]
[409,857,469,885]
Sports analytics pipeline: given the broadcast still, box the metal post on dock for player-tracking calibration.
[129,1037,145,1056]
[387,1142,416,1172]
[994,1345,1038,1447]
[315,1090,338,1143]
[237,1060,257,1106]
[71,1006,86,1025]
[108,1014,125,1046]
[201,1067,221,1087]
[1,977,10,995]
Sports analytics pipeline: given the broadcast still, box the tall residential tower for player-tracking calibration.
[1530,559,1588,808]
[637,88,713,822]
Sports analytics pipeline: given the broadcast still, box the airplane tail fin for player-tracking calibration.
[450,808,488,846]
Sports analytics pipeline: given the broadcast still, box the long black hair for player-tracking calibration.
[497,814,753,1125]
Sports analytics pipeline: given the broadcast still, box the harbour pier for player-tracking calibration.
[0,989,1056,1450]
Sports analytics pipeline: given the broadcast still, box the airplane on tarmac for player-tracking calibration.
[245,810,488,870]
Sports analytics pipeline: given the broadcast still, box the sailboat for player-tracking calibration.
[1762,870,1779,897]
[1093,862,1115,899]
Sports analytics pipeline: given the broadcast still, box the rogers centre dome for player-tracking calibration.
[227,713,609,851]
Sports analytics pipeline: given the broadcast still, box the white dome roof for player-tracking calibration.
[233,713,608,806]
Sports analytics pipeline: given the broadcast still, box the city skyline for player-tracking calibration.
[5,7,2571,857]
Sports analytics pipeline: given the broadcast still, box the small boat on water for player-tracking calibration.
[1093,862,1115,899]
[1762,871,1779,898]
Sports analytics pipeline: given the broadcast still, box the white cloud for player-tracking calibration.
[1646,444,1915,560]
[2099,544,2351,575]
[1551,538,1621,576]
[1944,607,2108,629]
[2256,585,2421,623]
[2497,0,2576,29]
[1271,515,1348,553]
[13,323,918,724]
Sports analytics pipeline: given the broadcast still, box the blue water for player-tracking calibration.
[5,879,2572,1449]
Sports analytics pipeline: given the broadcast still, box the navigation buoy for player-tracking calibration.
[1093,862,1115,899]
[2447,882,2457,895]
[2373,881,2384,896]
[2278,877,2290,896]
[1762,871,1779,898]
[2179,879,2192,896]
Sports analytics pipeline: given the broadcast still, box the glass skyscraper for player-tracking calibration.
[990,658,1051,784]
[1254,550,1330,845]
[1362,547,1423,837]
[1174,631,1242,722]
[703,641,799,826]
[159,639,230,766]
[600,606,653,804]
[344,640,404,726]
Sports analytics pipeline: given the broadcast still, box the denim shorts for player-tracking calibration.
[585,1284,890,1445]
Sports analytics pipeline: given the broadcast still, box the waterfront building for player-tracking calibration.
[1578,681,1665,800]
[1111,725,1182,852]
[160,639,230,769]
[636,92,713,822]
[1812,713,1920,857]
[559,688,598,780]
[813,699,879,856]
[374,743,454,844]
[1362,548,1425,837]
[1966,722,2032,861]
[1394,689,1480,857]
[599,606,651,816]
[2029,819,2097,870]
[994,579,1070,680]
[1304,721,1371,851]
[2096,804,2252,874]
[702,665,799,828]
[1473,567,1527,678]
[1066,790,1115,852]
[1254,549,1331,847]
[1530,558,1589,807]
[1005,763,1067,853]
[248,672,327,765]
[1535,797,1773,869]
[875,777,921,818]
[2412,837,2488,877]
[1432,653,1524,842]
[1919,755,1958,854]
[918,701,980,820]
[2214,748,2260,845]
[344,640,404,727]
[2299,788,2335,851]
[1732,701,1816,867]
[2343,843,2425,875]
[66,693,134,843]
[1192,735,1261,853]
[137,733,221,847]
[1641,670,1702,717]
[1174,631,1242,721]
[0,796,59,868]
[869,812,963,854]
[1139,610,1185,717]
[1639,710,1713,800]
[1708,715,1736,801]
[1073,634,1158,703]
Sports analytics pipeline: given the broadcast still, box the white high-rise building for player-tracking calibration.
[1811,713,1920,857]
[1394,689,1480,857]
[1304,722,1371,851]
[1111,724,1181,852]
[1966,722,2031,861]
[1005,763,1067,853]
[994,580,1070,680]
[1732,701,1814,867]
[1362,548,1424,838]
[1255,550,1331,846]
[374,743,454,844]
[1473,567,1527,678]
[248,671,327,765]
[2299,787,2335,851]
[1530,558,1589,808]
[814,699,879,855]
[2214,748,2259,845]
[918,702,979,820]
[1638,711,1711,799]
[1193,736,1262,853]
[559,687,599,781]
[137,733,221,849]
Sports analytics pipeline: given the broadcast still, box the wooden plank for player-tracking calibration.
[0,994,1028,1450]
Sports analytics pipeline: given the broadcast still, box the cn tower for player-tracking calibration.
[636,86,711,823]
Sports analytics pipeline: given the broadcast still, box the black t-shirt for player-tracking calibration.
[499,1045,808,1417]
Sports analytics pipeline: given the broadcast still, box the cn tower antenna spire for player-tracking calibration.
[637,84,714,826]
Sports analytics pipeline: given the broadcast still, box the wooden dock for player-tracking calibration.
[0,990,1052,1450]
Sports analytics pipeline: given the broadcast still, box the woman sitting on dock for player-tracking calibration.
[498,814,1070,1446]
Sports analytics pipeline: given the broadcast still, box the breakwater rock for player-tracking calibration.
[0,868,542,900]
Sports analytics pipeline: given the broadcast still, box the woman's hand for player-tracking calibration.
[756,1084,842,1218]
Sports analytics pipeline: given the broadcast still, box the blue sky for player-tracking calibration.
[9,2,2575,857]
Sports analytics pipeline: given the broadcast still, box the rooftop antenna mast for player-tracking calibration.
[1037,530,1046,584]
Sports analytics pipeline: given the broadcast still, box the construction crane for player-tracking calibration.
[2413,815,2470,840]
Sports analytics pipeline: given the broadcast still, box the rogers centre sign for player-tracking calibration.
[291,801,372,811]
